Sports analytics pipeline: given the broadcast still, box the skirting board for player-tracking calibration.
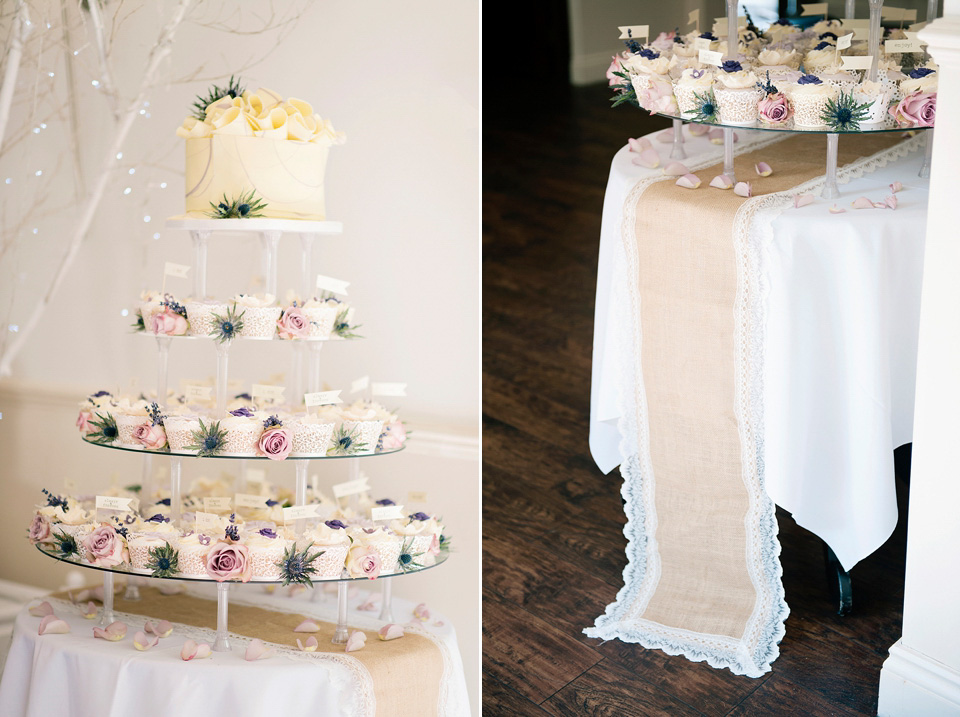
[879,640,960,716]
[570,50,617,86]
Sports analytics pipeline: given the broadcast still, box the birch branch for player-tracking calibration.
[0,1,32,156]
[84,0,120,119]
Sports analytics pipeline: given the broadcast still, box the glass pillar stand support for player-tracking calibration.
[155,336,171,409]
[928,0,938,21]
[190,230,210,299]
[845,0,856,18]
[725,0,737,63]
[307,341,324,394]
[215,340,231,417]
[378,577,394,622]
[823,133,841,200]
[294,460,309,537]
[169,456,182,528]
[723,128,736,183]
[919,129,934,179]
[213,582,231,651]
[260,231,282,299]
[100,572,115,626]
[300,233,316,299]
[670,119,686,160]
[123,575,141,601]
[867,0,885,82]
[333,571,349,643]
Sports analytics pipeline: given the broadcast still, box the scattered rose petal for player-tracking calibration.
[734,182,753,198]
[296,636,319,652]
[244,638,275,661]
[885,195,898,209]
[852,196,875,209]
[687,124,710,136]
[377,624,405,641]
[28,601,54,618]
[144,620,173,638]
[356,595,380,612]
[628,137,653,153]
[794,194,814,208]
[93,621,127,641]
[656,128,674,143]
[433,620,445,627]
[413,603,430,622]
[708,129,738,145]
[662,161,689,176]
[755,162,773,177]
[345,631,366,653]
[81,602,98,619]
[38,615,70,635]
[632,148,661,169]
[675,173,701,189]
[829,205,847,214]
[709,174,734,189]
[294,619,320,633]
[890,181,903,194]
[157,583,184,596]
[69,589,91,604]
[180,639,212,661]
[133,631,159,651]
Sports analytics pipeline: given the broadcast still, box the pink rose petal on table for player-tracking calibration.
[294,619,320,633]
[885,195,898,209]
[413,603,430,622]
[755,162,773,177]
[794,194,814,208]
[433,620,445,627]
[81,602,98,619]
[662,161,689,176]
[656,128,674,143]
[829,205,847,214]
[344,631,366,653]
[144,620,173,637]
[675,173,701,189]
[377,624,405,641]
[632,148,661,169]
[69,589,90,603]
[296,636,319,652]
[687,124,710,136]
[133,631,159,651]
[708,129,738,145]
[628,137,652,153]
[38,615,70,635]
[356,595,380,612]
[734,182,753,198]
[93,621,127,641]
[28,601,54,618]
[244,638,275,661]
[180,639,211,661]
[852,196,875,209]
[890,181,903,194]
[709,174,734,189]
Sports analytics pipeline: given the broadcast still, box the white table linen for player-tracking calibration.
[590,127,926,571]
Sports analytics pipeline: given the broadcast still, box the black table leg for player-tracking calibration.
[823,542,853,616]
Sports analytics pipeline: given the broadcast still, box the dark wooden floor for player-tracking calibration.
[482,82,911,716]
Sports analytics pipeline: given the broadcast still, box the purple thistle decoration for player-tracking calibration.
[376,498,396,506]
[146,514,169,523]
[721,60,742,73]
[229,406,254,417]
[798,74,823,85]
[258,528,278,538]
[408,512,430,522]
[637,47,660,60]
[909,67,935,79]
[325,520,347,530]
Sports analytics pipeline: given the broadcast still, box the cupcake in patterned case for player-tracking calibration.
[334,400,396,456]
[713,62,761,125]
[220,407,265,456]
[757,47,799,70]
[802,45,839,74]
[854,80,895,124]
[673,68,715,117]
[77,391,115,437]
[128,518,179,573]
[244,526,288,580]
[390,512,443,568]
[36,494,92,539]
[297,520,351,579]
[232,294,282,339]
[627,49,672,94]
[185,299,228,338]
[347,525,402,575]
[164,414,203,454]
[138,290,167,328]
[111,398,153,449]
[818,70,859,93]
[900,67,938,96]
[140,292,189,336]
[291,413,337,456]
[785,74,838,128]
[176,531,214,576]
[277,295,353,341]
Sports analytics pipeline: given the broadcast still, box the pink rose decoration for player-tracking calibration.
[277,306,310,340]
[257,426,292,461]
[758,93,793,124]
[133,422,167,450]
[379,422,407,451]
[606,54,625,87]
[205,541,252,582]
[150,308,188,336]
[28,514,55,544]
[346,545,382,580]
[81,524,128,568]
[639,80,679,116]
[890,91,936,127]
[650,31,676,53]
[427,534,441,557]
[76,410,93,434]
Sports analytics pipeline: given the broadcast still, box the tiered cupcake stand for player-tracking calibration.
[39,217,449,652]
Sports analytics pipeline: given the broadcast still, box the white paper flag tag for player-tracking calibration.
[96,496,132,511]
[195,511,222,533]
[184,385,213,402]
[234,493,267,509]
[315,274,350,296]
[885,38,924,53]
[203,497,232,512]
[693,37,713,52]
[801,3,829,16]
[351,375,370,394]
[333,476,370,499]
[841,55,874,70]
[371,504,404,522]
[371,382,407,397]
[617,25,648,40]
[164,262,190,278]
[246,468,266,485]
[407,490,428,504]
[304,390,342,407]
[713,15,746,31]
[688,9,699,26]
[252,384,285,403]
[836,33,853,50]
[283,504,320,522]
[698,49,723,67]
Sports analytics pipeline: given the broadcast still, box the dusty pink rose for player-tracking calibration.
[205,541,251,582]
[77,410,93,433]
[28,513,55,544]
[257,426,292,460]
[277,306,310,340]
[82,524,129,567]
[346,545,381,580]
[379,422,407,451]
[606,54,626,86]
[639,80,679,116]
[150,308,188,336]
[758,93,793,124]
[133,422,167,450]
[650,31,676,53]
[890,91,936,127]
[427,534,441,557]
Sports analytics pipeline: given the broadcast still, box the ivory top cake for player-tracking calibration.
[176,78,345,221]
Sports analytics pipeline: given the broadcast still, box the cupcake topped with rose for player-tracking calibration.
[900,67,937,95]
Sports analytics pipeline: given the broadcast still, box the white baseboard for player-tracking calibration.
[879,640,960,716]
[570,50,616,86]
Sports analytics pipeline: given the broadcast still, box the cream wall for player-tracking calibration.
[0,0,479,711]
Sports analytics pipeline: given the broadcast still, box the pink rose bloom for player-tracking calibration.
[257,427,292,461]
[205,541,252,582]
[151,308,188,336]
[650,31,676,52]
[639,80,679,116]
[427,534,441,557]
[346,546,382,580]
[277,306,310,340]
[606,55,624,86]
[379,421,407,451]
[82,524,129,568]
[890,91,936,127]
[77,410,93,434]
[28,513,55,544]
[758,93,793,124]
[133,422,167,450]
